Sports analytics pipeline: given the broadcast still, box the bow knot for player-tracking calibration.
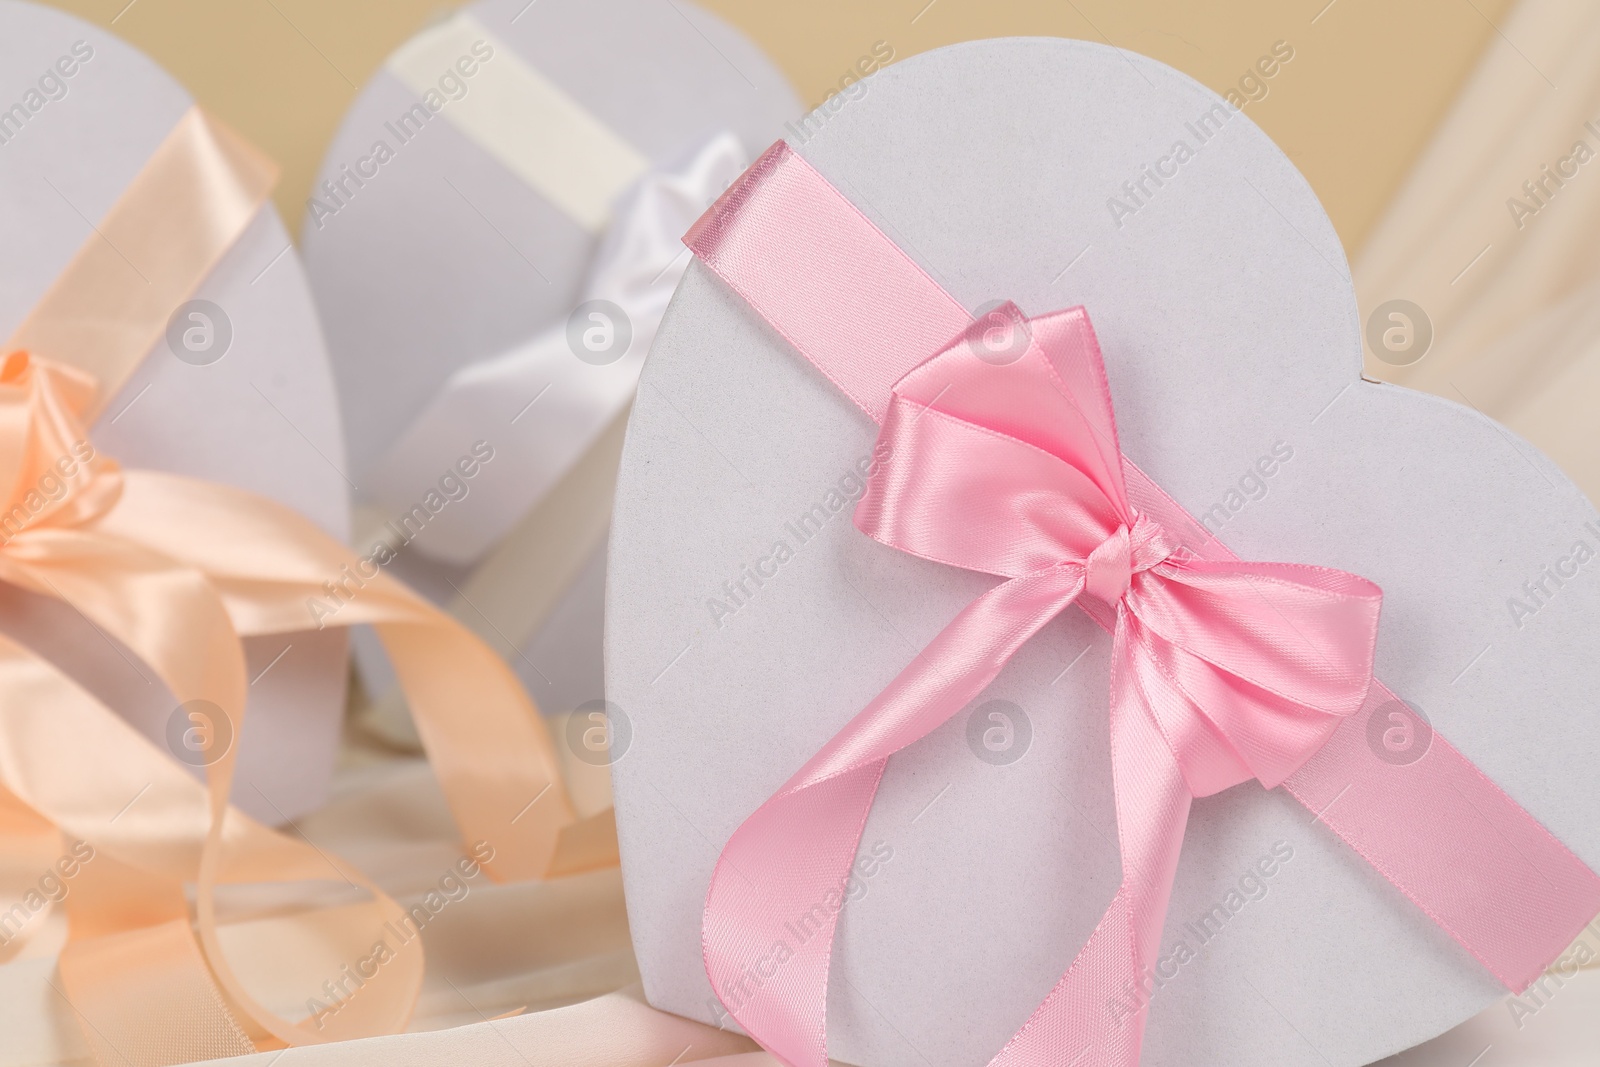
[1084,523,1132,604]
[1085,514,1179,608]
[0,351,120,553]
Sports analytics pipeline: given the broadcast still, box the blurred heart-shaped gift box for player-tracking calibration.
[300,0,802,782]
[0,0,349,824]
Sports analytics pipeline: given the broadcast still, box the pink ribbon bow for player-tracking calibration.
[688,142,1600,1067]
[859,301,1386,798]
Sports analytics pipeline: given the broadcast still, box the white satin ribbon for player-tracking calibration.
[364,132,748,565]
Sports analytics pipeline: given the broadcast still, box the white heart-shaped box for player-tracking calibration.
[607,38,1600,1067]
[302,0,799,728]
[0,0,350,825]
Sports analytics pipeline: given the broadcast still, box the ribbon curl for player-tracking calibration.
[0,108,597,1065]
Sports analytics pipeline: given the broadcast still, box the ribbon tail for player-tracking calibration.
[0,628,424,1056]
[991,615,1193,1067]
[705,566,1086,1067]
[87,469,579,882]
[374,617,573,876]
[1285,697,1600,993]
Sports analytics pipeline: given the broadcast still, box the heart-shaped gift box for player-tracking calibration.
[0,0,350,825]
[607,37,1600,1067]
[301,0,798,749]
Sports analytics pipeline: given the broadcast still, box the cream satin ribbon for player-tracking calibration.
[7,108,276,420]
[0,108,604,1065]
[364,132,747,565]
[386,11,648,233]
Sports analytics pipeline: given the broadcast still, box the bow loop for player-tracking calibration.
[857,395,1123,578]
[858,301,1383,796]
[1111,555,1381,796]
[856,305,1153,579]
[1130,557,1383,719]
[891,303,1132,516]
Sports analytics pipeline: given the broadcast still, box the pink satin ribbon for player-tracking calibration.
[686,141,1600,1067]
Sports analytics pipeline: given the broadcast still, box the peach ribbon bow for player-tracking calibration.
[0,108,607,1064]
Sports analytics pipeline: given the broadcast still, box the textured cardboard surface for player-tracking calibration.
[0,0,350,824]
[608,38,1600,1067]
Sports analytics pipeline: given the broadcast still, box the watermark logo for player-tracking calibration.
[166,699,233,767]
[1364,299,1432,367]
[166,300,232,366]
[566,299,632,366]
[966,699,1031,765]
[966,301,1033,366]
[565,699,632,766]
[1364,698,1432,766]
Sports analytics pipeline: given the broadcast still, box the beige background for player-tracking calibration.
[43,0,1511,256]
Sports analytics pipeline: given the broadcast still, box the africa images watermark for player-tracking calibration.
[1106,840,1295,1024]
[306,840,495,1029]
[703,443,891,629]
[306,440,496,628]
[0,440,98,546]
[1505,118,1600,231]
[708,839,894,1029]
[1504,923,1599,1030]
[1197,440,1295,535]
[1106,40,1295,230]
[1505,520,1600,630]
[0,840,96,947]
[0,39,95,149]
[782,40,895,146]
[306,37,496,229]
